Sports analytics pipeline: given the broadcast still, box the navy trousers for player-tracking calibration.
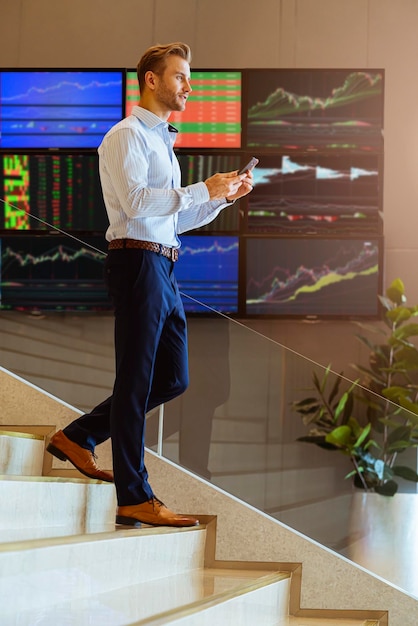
[63,248,189,505]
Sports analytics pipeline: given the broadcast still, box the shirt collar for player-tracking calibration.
[131,105,178,133]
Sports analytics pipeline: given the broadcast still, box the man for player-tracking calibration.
[47,42,254,527]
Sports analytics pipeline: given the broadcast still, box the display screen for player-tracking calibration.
[176,235,239,313]
[0,69,124,149]
[245,237,381,317]
[0,235,110,311]
[126,69,241,148]
[245,69,384,151]
[0,65,384,319]
[247,153,382,234]
[177,152,241,231]
[0,152,107,231]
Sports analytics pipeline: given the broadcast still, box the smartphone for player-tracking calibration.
[238,157,259,175]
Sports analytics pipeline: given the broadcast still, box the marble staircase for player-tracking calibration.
[0,428,387,626]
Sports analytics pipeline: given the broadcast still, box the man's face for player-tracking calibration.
[153,55,192,114]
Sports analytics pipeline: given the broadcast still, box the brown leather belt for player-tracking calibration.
[108,238,179,262]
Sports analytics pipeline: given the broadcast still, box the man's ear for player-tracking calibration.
[144,70,157,90]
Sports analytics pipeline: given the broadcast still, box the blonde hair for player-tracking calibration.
[137,42,192,91]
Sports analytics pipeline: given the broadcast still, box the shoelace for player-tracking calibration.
[90,451,101,465]
[151,497,166,510]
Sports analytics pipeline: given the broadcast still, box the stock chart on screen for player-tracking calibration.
[0,70,124,149]
[245,236,381,318]
[246,153,382,234]
[176,235,239,314]
[0,235,110,311]
[246,69,384,151]
[0,153,107,232]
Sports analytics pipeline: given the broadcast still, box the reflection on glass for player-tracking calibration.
[1,272,417,600]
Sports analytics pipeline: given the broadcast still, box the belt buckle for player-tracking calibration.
[171,247,177,262]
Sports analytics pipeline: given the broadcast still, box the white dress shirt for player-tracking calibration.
[98,105,229,248]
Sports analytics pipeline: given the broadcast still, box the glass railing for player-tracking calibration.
[148,299,418,600]
[1,292,418,600]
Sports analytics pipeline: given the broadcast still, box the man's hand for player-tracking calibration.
[204,170,254,202]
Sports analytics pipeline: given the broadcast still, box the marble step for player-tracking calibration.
[276,611,381,626]
[0,429,45,476]
[134,571,290,626]
[0,475,116,541]
[153,608,381,626]
[3,566,291,626]
[0,526,207,614]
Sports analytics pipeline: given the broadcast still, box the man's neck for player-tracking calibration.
[138,98,170,122]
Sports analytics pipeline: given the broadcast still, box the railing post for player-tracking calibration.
[157,403,164,456]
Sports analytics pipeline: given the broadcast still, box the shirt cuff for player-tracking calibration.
[187,181,210,205]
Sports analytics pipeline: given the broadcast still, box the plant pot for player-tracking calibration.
[345,491,418,597]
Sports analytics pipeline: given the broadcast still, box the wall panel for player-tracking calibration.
[293,0,369,67]
[193,0,282,67]
[17,0,154,67]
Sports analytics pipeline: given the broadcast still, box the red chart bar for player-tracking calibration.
[125,71,242,148]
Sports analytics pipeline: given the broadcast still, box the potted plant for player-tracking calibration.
[291,278,418,496]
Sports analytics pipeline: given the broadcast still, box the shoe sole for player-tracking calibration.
[115,514,199,528]
[115,515,142,528]
[46,443,114,483]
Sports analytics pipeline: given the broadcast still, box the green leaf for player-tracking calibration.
[392,465,418,482]
[351,364,386,387]
[383,386,409,400]
[387,425,412,446]
[347,416,361,438]
[374,480,398,496]
[364,439,379,451]
[386,307,412,324]
[386,278,405,305]
[334,384,357,422]
[292,397,321,412]
[327,374,344,406]
[379,294,394,312]
[325,425,352,447]
[387,440,417,453]
[341,390,354,425]
[312,370,321,393]
[394,346,418,369]
[316,366,331,395]
[393,323,418,342]
[356,334,378,351]
[354,422,372,448]
[345,469,358,480]
[297,435,338,450]
[396,397,418,423]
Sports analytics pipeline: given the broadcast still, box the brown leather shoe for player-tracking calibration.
[47,430,114,482]
[116,498,199,527]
